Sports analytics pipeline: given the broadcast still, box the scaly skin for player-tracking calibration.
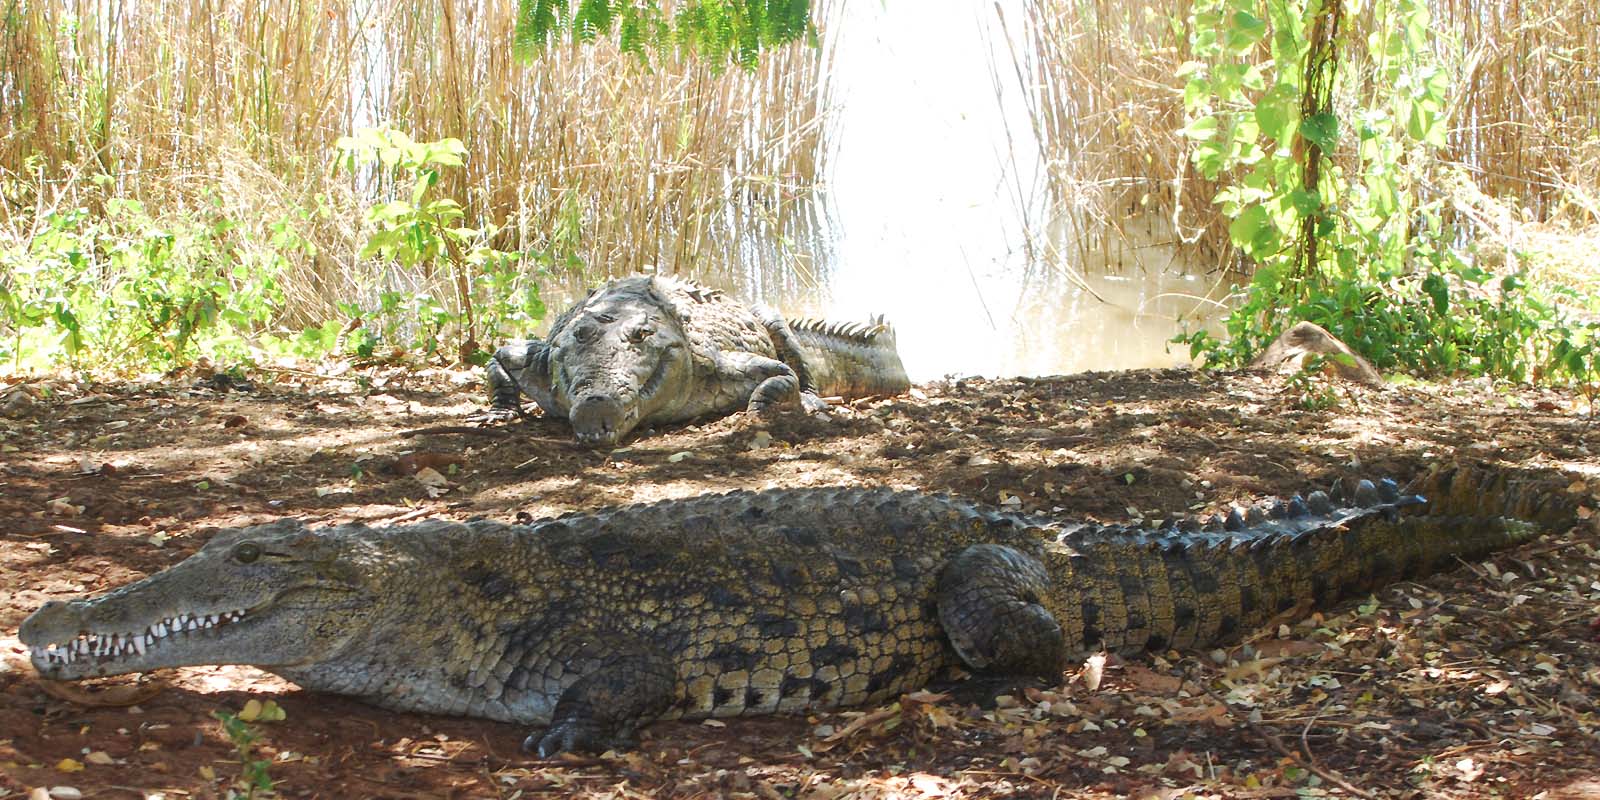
[486,275,910,446]
[19,467,1569,756]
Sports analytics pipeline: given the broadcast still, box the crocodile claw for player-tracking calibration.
[465,405,527,426]
[525,719,634,757]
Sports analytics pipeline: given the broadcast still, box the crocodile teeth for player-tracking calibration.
[33,608,253,667]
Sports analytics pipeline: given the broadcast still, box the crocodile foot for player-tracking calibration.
[523,719,638,758]
[931,673,1054,709]
[465,405,529,426]
[800,391,834,415]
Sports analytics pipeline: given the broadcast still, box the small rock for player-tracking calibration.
[50,788,84,800]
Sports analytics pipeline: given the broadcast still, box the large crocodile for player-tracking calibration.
[486,275,911,446]
[20,467,1568,756]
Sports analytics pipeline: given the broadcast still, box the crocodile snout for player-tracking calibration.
[570,396,633,447]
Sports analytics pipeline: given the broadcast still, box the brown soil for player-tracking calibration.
[1,367,1597,799]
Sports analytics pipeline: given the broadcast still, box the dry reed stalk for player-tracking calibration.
[1003,0,1234,280]
[1430,0,1599,222]
[0,0,838,327]
[1011,0,1600,282]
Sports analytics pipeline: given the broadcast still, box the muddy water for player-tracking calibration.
[545,1,1229,382]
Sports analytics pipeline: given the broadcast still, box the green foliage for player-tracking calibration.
[1283,355,1343,411]
[513,0,814,70]
[1174,0,1600,389]
[335,127,472,269]
[213,710,274,799]
[334,126,547,361]
[0,191,286,371]
[1,128,552,373]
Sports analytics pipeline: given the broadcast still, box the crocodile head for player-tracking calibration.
[547,290,692,447]
[20,520,381,680]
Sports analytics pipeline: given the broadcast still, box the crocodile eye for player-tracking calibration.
[593,313,616,324]
[232,542,261,564]
[626,325,652,344]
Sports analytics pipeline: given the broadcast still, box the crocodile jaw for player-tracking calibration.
[20,520,377,680]
[23,601,257,679]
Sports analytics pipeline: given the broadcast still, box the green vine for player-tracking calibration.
[1175,0,1600,387]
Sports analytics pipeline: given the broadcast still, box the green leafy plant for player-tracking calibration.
[0,191,287,372]
[214,709,274,799]
[1173,0,1599,389]
[334,126,543,362]
[1283,355,1343,411]
[513,0,815,70]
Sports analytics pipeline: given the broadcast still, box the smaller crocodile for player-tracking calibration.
[486,275,911,446]
[19,467,1569,755]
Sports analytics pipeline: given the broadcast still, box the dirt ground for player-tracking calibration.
[0,365,1597,799]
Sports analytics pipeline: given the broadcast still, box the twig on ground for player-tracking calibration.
[401,425,513,438]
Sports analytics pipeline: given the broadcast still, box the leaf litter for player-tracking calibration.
[0,365,1596,798]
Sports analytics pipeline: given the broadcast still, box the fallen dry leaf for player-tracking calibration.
[413,467,452,497]
[391,451,465,476]
[45,497,83,517]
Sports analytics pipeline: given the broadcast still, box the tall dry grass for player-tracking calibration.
[1009,0,1600,279]
[1436,0,1600,222]
[1000,0,1234,279]
[0,0,836,326]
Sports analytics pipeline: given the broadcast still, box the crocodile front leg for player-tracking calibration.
[937,544,1065,678]
[524,638,678,757]
[486,339,561,419]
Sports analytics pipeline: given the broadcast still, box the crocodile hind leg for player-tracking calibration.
[524,640,678,757]
[713,351,829,414]
[755,309,831,414]
[937,544,1065,679]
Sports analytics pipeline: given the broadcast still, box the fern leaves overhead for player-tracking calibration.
[513,0,814,69]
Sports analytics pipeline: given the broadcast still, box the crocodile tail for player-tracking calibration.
[789,315,912,398]
[1044,466,1571,656]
